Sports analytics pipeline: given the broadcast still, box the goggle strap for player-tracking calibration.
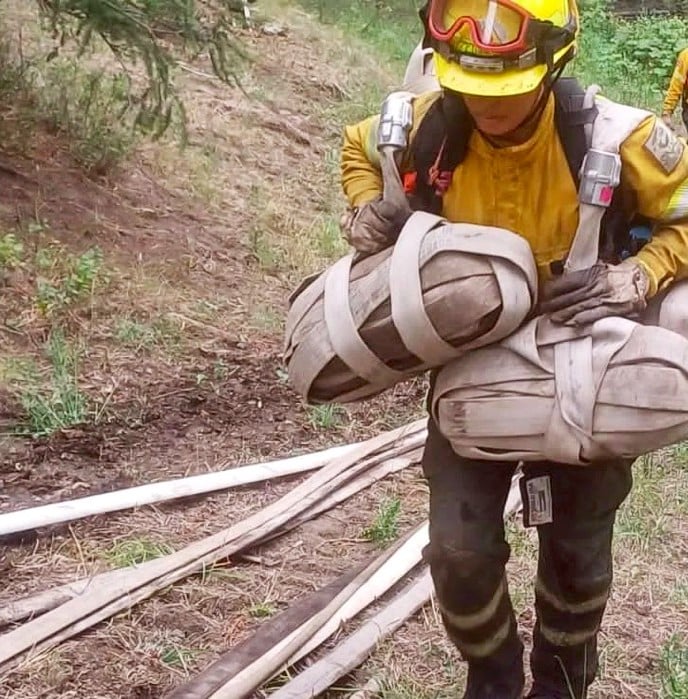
[482,2,499,45]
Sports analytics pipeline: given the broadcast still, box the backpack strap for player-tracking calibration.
[551,79,645,269]
[552,77,598,186]
[408,91,473,214]
[565,94,653,271]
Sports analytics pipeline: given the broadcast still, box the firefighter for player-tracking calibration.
[338,1,688,697]
[662,46,688,132]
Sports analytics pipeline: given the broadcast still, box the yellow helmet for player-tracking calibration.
[426,0,578,96]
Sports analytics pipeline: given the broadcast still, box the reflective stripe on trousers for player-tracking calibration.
[421,417,633,697]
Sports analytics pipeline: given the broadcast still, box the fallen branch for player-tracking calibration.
[0,420,425,671]
[165,312,237,342]
[258,115,314,146]
[0,439,366,537]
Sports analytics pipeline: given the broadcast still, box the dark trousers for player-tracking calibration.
[422,418,633,697]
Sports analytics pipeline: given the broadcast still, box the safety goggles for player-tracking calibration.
[427,0,535,55]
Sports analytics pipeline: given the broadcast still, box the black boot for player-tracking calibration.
[462,639,525,699]
[525,688,571,699]
[525,686,585,699]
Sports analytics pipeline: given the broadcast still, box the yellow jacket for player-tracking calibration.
[341,91,688,297]
[662,48,688,117]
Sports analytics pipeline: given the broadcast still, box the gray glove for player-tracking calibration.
[340,196,412,254]
[539,260,650,326]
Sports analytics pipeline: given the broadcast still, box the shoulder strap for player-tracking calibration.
[552,77,598,186]
[566,93,654,270]
[408,91,473,214]
[552,79,654,267]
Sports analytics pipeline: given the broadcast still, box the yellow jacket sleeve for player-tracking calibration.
[619,115,688,297]
[340,92,442,208]
[662,48,688,117]
[341,114,383,207]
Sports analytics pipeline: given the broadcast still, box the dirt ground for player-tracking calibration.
[0,3,430,697]
[0,2,687,699]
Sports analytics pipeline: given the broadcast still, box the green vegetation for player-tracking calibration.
[306,403,347,430]
[576,0,688,108]
[37,62,139,173]
[17,331,89,437]
[614,452,688,552]
[363,497,401,545]
[379,678,435,699]
[0,2,253,172]
[0,46,140,171]
[661,635,688,698]
[36,247,104,315]
[296,0,420,67]
[0,233,23,268]
[102,538,174,568]
[0,225,106,315]
[28,1,248,136]
[247,601,278,618]
[115,316,181,353]
[160,645,200,670]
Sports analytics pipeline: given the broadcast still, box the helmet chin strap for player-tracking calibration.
[537,47,574,105]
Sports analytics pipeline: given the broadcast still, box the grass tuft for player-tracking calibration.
[0,232,24,268]
[661,635,688,698]
[102,538,174,568]
[35,246,104,315]
[159,645,200,670]
[363,497,402,546]
[18,330,88,437]
[306,403,347,430]
[247,601,278,619]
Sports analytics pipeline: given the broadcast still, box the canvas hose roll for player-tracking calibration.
[283,211,538,403]
[431,309,688,465]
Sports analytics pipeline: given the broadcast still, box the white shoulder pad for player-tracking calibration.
[592,96,653,154]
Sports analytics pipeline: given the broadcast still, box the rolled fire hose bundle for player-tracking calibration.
[642,279,688,340]
[283,211,538,403]
[431,315,688,465]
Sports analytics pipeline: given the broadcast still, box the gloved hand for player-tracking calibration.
[538,259,650,326]
[340,196,412,254]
